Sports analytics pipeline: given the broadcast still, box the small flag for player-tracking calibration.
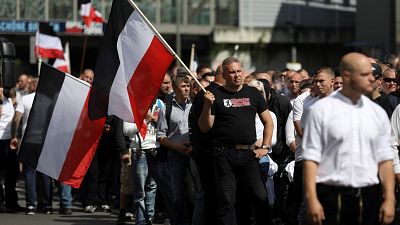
[35,22,64,59]
[88,0,174,138]
[78,0,105,27]
[53,42,71,73]
[19,63,105,188]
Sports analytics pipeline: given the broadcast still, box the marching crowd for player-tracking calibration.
[1,52,400,225]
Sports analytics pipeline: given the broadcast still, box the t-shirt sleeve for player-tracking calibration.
[376,109,395,163]
[302,105,323,163]
[292,97,303,122]
[15,97,24,113]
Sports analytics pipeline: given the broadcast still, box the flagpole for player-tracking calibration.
[189,43,195,71]
[80,36,88,74]
[125,0,206,93]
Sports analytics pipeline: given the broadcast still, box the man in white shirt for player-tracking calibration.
[303,53,395,225]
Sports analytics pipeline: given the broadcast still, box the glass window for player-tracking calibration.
[136,0,157,23]
[0,0,16,19]
[216,0,238,26]
[161,0,176,23]
[187,0,210,25]
[20,0,45,19]
[49,0,73,20]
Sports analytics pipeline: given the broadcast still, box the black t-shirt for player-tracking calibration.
[211,85,268,145]
[189,82,220,147]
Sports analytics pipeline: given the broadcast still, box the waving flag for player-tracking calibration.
[19,63,105,188]
[88,0,174,138]
[53,42,71,73]
[79,0,105,27]
[35,22,64,59]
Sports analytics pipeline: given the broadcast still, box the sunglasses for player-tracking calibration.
[383,78,397,83]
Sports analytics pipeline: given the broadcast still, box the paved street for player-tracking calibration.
[0,181,167,225]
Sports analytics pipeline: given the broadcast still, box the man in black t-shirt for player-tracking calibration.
[199,57,274,225]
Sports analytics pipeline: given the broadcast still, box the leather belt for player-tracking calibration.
[215,143,256,150]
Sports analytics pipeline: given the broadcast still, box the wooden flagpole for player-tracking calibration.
[80,36,88,75]
[189,43,195,72]
[126,0,206,93]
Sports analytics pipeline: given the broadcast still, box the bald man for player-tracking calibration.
[79,69,94,85]
[303,53,395,225]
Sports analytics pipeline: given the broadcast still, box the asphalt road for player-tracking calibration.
[0,181,168,225]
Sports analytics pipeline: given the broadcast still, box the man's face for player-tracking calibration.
[81,71,94,84]
[160,75,172,94]
[382,69,397,94]
[333,76,343,90]
[314,72,333,97]
[223,62,243,88]
[173,81,190,99]
[17,75,29,91]
[348,61,374,95]
[288,73,302,95]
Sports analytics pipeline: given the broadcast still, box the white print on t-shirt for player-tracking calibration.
[223,98,250,108]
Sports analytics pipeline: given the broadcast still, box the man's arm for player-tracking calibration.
[10,111,22,150]
[294,120,303,138]
[378,160,395,225]
[198,91,215,133]
[304,160,325,225]
[158,136,191,155]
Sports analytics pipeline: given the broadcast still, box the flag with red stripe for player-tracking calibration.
[79,0,105,27]
[18,63,105,188]
[35,22,64,59]
[88,0,174,138]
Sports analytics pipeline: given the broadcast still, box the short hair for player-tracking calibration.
[172,74,190,88]
[222,57,240,73]
[299,79,313,91]
[383,54,400,68]
[313,67,335,78]
[196,65,210,74]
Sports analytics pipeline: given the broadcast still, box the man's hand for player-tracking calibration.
[104,124,112,134]
[203,91,215,106]
[379,197,395,225]
[10,138,18,150]
[175,143,192,156]
[121,153,131,164]
[145,113,156,124]
[253,148,268,159]
[307,197,325,225]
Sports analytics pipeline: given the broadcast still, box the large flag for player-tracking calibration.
[78,0,105,27]
[18,63,105,188]
[35,22,64,59]
[88,0,174,137]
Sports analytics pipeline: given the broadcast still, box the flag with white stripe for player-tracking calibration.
[18,63,105,188]
[35,22,64,59]
[78,0,105,27]
[88,0,174,137]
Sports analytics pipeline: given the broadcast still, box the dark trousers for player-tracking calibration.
[192,145,218,225]
[316,184,381,225]
[213,147,271,225]
[293,161,303,221]
[0,139,19,207]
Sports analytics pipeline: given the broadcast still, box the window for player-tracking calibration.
[20,0,45,19]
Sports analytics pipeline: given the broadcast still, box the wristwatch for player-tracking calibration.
[261,145,270,151]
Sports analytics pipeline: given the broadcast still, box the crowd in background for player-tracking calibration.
[1,53,400,225]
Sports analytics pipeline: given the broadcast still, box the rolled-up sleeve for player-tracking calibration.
[390,106,400,173]
[156,105,168,140]
[285,111,295,147]
[302,106,323,163]
[123,121,138,138]
[376,117,395,163]
[293,97,303,122]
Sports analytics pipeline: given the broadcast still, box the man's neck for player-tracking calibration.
[223,84,243,92]
[174,95,187,104]
[340,88,361,104]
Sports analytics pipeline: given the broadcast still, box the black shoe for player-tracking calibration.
[59,208,72,215]
[0,203,6,213]
[116,210,126,225]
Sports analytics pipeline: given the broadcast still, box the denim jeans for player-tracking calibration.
[23,165,53,208]
[213,147,271,225]
[59,183,72,208]
[133,150,157,225]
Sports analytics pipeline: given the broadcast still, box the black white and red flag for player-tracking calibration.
[18,63,105,188]
[78,0,105,27]
[35,22,64,59]
[88,0,174,138]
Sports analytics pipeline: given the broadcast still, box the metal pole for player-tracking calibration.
[125,0,206,92]
[176,0,182,58]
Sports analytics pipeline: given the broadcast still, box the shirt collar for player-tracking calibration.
[336,91,364,107]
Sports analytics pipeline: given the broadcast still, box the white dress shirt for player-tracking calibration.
[390,104,400,174]
[0,98,15,139]
[302,91,393,188]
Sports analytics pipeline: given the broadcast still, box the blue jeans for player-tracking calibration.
[23,165,53,208]
[59,183,72,208]
[133,150,157,225]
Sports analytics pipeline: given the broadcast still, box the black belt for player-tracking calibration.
[317,183,379,197]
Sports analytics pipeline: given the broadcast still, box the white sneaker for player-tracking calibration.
[84,205,96,213]
[101,204,111,212]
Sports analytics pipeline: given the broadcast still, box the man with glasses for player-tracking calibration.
[379,68,400,118]
[287,72,304,104]
[382,68,397,95]
[369,63,383,103]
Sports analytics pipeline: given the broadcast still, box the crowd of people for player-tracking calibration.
[0,52,400,225]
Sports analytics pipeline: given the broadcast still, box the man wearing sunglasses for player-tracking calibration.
[382,68,397,95]
[379,68,400,118]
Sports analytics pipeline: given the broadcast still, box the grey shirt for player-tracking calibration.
[156,98,192,143]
